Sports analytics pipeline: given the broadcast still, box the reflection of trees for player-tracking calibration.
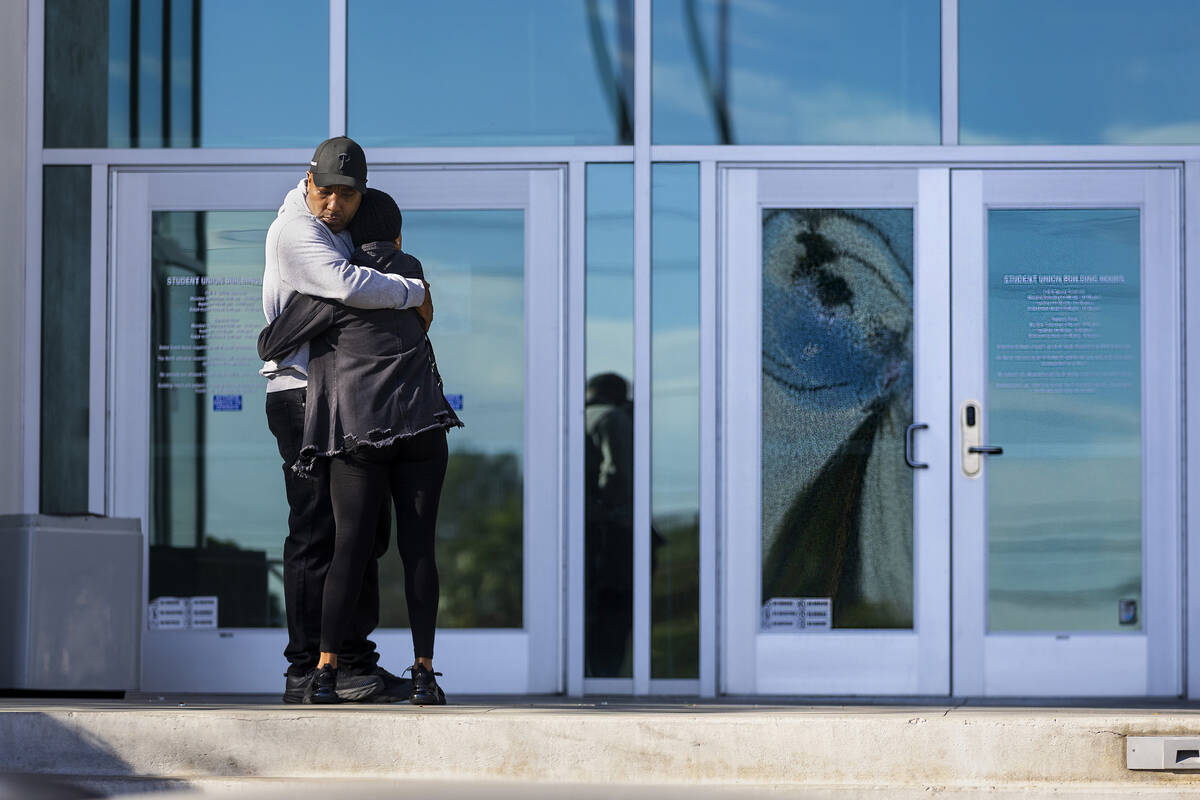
[683,0,733,144]
[585,0,634,144]
[150,215,207,549]
[378,450,523,629]
[650,512,699,679]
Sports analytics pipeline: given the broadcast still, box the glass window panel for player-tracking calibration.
[150,209,524,632]
[651,164,699,678]
[960,0,1200,144]
[760,208,914,631]
[987,210,1142,632]
[44,2,109,147]
[40,166,91,513]
[652,0,940,145]
[150,211,286,627]
[378,210,526,629]
[585,165,635,677]
[348,1,634,147]
[46,0,327,148]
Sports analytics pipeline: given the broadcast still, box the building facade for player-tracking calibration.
[7,0,1200,697]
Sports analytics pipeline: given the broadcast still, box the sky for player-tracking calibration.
[103,0,1200,148]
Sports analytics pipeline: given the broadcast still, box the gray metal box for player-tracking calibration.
[0,514,142,691]
[1127,736,1200,770]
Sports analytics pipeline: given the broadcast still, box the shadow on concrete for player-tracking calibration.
[0,774,103,799]
[0,713,195,797]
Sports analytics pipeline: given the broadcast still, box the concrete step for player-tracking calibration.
[105,778,1200,799]
[7,777,1199,799]
[3,696,1200,794]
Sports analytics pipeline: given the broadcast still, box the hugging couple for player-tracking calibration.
[259,136,462,705]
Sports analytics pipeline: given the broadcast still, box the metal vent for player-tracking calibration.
[1127,737,1200,770]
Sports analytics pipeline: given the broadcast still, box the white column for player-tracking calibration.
[632,0,652,695]
[1184,161,1200,699]
[940,0,958,146]
[329,0,348,137]
[566,160,588,696]
[13,0,36,513]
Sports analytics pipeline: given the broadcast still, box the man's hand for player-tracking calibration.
[416,280,433,331]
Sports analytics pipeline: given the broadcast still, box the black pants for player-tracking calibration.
[266,388,385,675]
[323,428,447,660]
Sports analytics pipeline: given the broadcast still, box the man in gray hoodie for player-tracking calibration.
[262,136,427,703]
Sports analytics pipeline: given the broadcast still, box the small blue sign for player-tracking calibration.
[446,394,463,410]
[213,395,243,412]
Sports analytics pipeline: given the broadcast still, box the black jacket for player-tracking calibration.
[258,241,463,475]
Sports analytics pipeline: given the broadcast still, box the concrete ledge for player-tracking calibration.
[4,698,1200,790]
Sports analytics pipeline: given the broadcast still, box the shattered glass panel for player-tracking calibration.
[760,209,914,630]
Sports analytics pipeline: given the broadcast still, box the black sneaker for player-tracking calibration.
[282,670,314,704]
[335,669,385,702]
[345,664,414,703]
[408,663,447,706]
[308,665,384,704]
[311,664,339,704]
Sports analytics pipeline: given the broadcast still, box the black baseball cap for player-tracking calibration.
[309,136,367,192]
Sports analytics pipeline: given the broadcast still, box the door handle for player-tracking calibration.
[905,423,929,469]
[961,400,992,478]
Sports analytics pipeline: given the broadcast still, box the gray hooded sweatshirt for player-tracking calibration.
[260,179,426,392]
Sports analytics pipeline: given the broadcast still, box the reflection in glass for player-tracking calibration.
[45,0,327,148]
[585,165,634,677]
[961,0,1200,144]
[378,211,525,629]
[652,0,940,145]
[651,164,699,678]
[987,210,1142,632]
[349,1,634,146]
[760,209,914,630]
[150,211,286,627]
[41,166,91,513]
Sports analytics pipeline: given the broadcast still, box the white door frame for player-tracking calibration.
[720,166,952,695]
[950,168,1182,697]
[110,166,565,694]
[720,164,1183,697]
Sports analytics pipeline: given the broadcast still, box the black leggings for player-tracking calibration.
[322,428,448,660]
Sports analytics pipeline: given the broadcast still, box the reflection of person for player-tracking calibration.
[259,188,462,705]
[584,372,634,676]
[261,137,431,703]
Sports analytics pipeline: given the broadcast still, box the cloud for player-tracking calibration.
[955,126,1024,145]
[729,71,939,144]
[655,58,941,144]
[1103,120,1200,145]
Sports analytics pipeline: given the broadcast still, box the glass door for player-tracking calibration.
[950,169,1182,697]
[110,166,564,694]
[720,168,951,694]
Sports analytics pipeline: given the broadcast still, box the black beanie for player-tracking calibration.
[348,188,403,247]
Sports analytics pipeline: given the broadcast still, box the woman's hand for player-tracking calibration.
[416,280,434,331]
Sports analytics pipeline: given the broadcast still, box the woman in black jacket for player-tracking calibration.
[258,189,461,705]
